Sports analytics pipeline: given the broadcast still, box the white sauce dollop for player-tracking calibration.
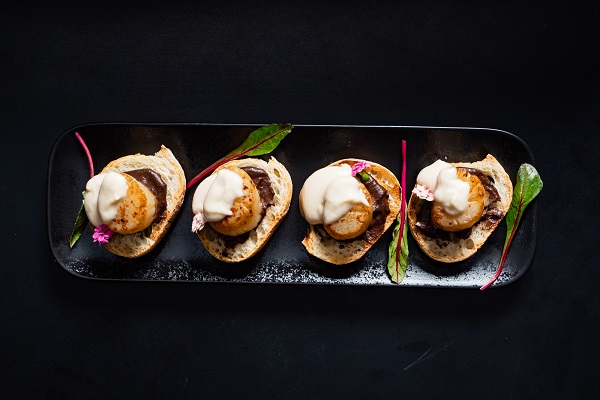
[84,172,128,227]
[433,167,470,216]
[416,159,470,215]
[299,164,369,225]
[416,159,451,192]
[191,169,243,222]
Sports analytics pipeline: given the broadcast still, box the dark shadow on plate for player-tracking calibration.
[414,253,476,277]
[304,254,364,279]
[198,251,264,280]
[85,254,157,280]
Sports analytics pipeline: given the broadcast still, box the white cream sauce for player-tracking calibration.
[191,169,243,222]
[416,159,451,192]
[433,167,470,215]
[84,172,128,226]
[299,164,369,225]
[416,160,469,215]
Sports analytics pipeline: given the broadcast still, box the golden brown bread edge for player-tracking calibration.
[407,154,513,263]
[96,145,186,258]
[196,157,293,263]
[301,159,401,265]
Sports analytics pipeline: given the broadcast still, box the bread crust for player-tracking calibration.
[408,154,513,263]
[301,159,401,265]
[196,157,293,263]
[96,145,186,258]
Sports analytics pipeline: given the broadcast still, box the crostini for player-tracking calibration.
[83,145,186,258]
[408,154,513,262]
[299,159,401,265]
[191,157,293,262]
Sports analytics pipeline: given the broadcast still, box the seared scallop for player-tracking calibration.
[106,173,157,234]
[324,184,373,240]
[209,167,262,236]
[431,168,485,231]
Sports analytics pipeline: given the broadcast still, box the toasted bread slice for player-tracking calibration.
[197,157,293,262]
[302,159,401,265]
[408,154,513,263]
[97,146,186,258]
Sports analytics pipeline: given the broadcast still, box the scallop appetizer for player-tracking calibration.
[299,159,401,265]
[408,154,513,262]
[83,146,186,258]
[191,157,292,262]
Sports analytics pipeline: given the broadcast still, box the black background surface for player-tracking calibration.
[2,1,599,399]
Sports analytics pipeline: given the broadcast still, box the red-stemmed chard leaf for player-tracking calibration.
[387,140,408,283]
[186,123,293,190]
[70,132,94,248]
[480,163,542,290]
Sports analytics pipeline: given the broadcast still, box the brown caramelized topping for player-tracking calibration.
[360,173,390,244]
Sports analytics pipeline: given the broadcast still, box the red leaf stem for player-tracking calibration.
[479,229,515,290]
[75,132,94,178]
[479,181,527,290]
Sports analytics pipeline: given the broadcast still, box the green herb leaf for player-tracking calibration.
[480,163,542,290]
[357,170,370,182]
[229,123,293,157]
[387,140,408,284]
[186,123,293,190]
[387,210,408,283]
[504,163,543,246]
[69,191,89,248]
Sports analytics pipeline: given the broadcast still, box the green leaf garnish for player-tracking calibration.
[69,191,89,248]
[387,210,408,283]
[480,163,542,290]
[232,123,292,157]
[387,140,408,283]
[186,123,293,190]
[357,170,370,182]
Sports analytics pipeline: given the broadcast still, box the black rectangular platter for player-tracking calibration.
[47,124,537,288]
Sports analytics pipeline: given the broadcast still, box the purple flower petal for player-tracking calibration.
[92,224,113,245]
[191,213,206,233]
[351,161,371,176]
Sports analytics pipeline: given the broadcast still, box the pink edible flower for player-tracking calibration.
[351,161,371,176]
[192,212,207,233]
[92,224,113,245]
[412,184,434,201]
